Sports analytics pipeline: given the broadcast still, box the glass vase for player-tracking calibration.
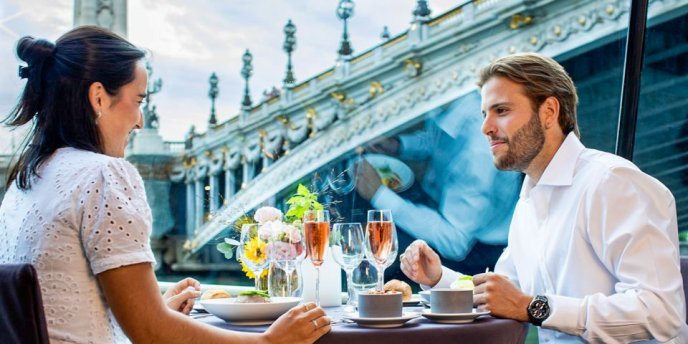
[268,261,303,297]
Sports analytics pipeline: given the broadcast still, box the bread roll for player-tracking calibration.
[384,279,412,301]
[201,288,231,300]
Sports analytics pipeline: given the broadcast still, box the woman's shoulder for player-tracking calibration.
[55,147,143,186]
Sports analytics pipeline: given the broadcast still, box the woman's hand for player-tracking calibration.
[263,302,331,344]
[163,277,202,315]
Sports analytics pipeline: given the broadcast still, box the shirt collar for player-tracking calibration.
[520,132,585,197]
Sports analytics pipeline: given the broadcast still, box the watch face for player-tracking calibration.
[529,300,548,319]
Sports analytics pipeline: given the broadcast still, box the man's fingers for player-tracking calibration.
[472,272,489,285]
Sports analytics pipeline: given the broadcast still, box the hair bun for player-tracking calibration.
[16,36,55,67]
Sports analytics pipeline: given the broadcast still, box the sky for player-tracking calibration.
[0,0,457,154]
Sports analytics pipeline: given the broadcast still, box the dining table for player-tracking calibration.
[193,304,529,344]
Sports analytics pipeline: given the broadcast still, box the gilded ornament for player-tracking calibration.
[553,25,562,37]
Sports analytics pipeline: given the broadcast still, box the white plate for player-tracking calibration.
[200,297,301,324]
[343,312,419,328]
[360,154,414,193]
[421,308,490,324]
[192,302,207,312]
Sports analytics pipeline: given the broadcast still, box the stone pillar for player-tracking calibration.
[195,179,204,228]
[209,173,220,213]
[186,180,195,236]
[224,168,235,204]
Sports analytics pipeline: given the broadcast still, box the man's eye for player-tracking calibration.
[496,107,508,114]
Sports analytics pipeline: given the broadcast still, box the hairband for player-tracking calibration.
[18,65,30,79]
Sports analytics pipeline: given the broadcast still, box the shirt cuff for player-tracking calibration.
[542,293,583,336]
[370,185,405,211]
[420,266,463,290]
[398,135,427,159]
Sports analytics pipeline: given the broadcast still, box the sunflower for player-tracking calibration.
[240,260,268,279]
[243,236,267,263]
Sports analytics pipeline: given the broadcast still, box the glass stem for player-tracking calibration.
[377,265,385,292]
[254,270,262,290]
[345,268,355,307]
[315,266,321,306]
[286,269,292,297]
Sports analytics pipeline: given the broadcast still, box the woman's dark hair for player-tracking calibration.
[3,25,146,190]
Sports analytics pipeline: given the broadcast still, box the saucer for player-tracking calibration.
[343,313,419,328]
[421,309,490,324]
[402,297,423,307]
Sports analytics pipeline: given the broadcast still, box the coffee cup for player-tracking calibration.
[358,291,402,318]
[430,288,472,314]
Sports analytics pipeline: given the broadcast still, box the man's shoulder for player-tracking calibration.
[577,147,672,197]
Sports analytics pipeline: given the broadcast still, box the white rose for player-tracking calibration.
[254,207,283,224]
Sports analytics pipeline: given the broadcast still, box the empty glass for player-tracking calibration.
[330,223,364,312]
[268,223,306,297]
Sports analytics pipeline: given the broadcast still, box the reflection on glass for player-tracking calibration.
[351,259,378,307]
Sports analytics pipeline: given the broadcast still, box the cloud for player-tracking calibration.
[0,0,457,153]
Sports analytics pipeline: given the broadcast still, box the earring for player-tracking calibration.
[95,111,102,124]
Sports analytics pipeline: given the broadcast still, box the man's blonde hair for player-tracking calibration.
[477,53,580,137]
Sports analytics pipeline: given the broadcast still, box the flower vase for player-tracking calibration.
[268,261,303,297]
[257,271,269,291]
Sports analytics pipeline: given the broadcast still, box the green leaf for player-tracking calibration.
[458,275,473,280]
[216,243,232,253]
[224,238,240,246]
[224,251,234,259]
[297,184,310,196]
[313,202,324,211]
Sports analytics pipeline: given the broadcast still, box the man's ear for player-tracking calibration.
[88,82,106,114]
[541,96,560,131]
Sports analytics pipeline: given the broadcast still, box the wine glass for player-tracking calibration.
[304,209,330,306]
[268,223,306,297]
[330,223,364,312]
[363,209,396,292]
[382,225,399,271]
[239,224,270,290]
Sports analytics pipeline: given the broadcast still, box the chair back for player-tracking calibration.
[0,264,49,344]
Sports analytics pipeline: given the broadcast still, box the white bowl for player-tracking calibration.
[201,297,301,323]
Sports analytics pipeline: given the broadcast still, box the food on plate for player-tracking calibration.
[200,288,231,300]
[377,164,402,190]
[450,275,475,290]
[384,279,412,301]
[236,290,272,303]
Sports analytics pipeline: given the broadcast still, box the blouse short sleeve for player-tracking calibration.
[78,158,156,275]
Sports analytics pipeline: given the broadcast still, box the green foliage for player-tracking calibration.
[679,231,688,242]
[216,238,240,260]
[458,275,473,281]
[239,289,270,298]
[285,183,323,222]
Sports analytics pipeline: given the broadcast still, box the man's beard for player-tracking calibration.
[492,112,545,172]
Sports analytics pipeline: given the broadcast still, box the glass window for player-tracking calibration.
[634,11,688,241]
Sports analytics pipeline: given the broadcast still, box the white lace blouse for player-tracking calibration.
[0,147,156,344]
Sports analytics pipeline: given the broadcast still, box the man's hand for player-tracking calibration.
[399,240,443,287]
[355,159,382,201]
[472,273,531,322]
[366,137,400,155]
[162,277,201,315]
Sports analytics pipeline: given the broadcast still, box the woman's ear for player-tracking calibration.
[88,81,106,115]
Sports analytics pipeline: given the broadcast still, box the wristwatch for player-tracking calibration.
[527,295,550,326]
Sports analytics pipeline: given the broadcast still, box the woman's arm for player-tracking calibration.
[98,263,330,344]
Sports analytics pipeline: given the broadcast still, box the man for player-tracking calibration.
[400,53,687,343]
[356,92,521,276]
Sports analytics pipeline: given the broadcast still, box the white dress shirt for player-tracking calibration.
[431,133,687,343]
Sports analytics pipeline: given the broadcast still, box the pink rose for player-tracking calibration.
[254,207,283,224]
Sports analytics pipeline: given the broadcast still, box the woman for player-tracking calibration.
[0,26,330,344]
